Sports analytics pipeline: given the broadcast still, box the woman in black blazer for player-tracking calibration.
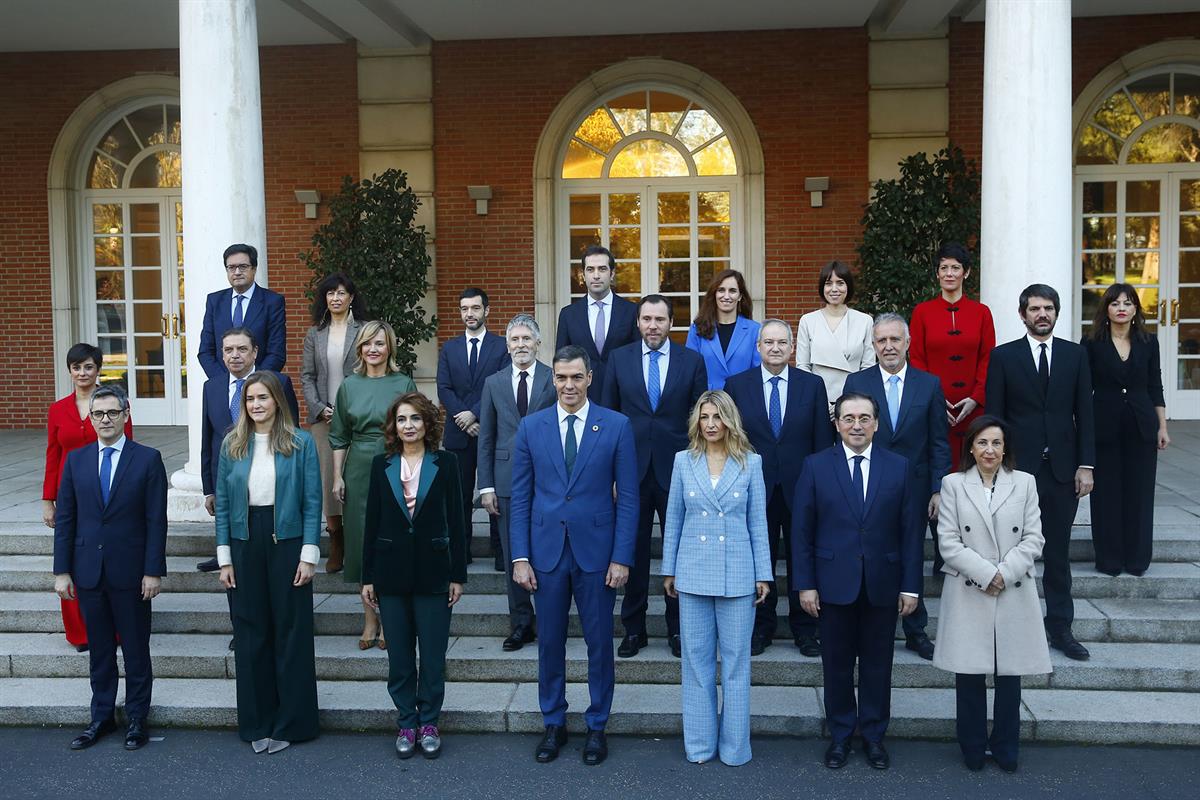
[361,392,468,759]
[1082,283,1170,576]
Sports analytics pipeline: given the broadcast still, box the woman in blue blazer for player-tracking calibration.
[662,390,772,766]
[686,269,761,390]
[216,371,322,753]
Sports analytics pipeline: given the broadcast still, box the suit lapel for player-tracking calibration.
[726,317,752,366]
[1016,339,1042,393]
[893,369,916,433]
[565,408,603,491]
[541,411,570,488]
[712,455,741,501]
[574,300,601,361]
[862,449,883,517]
[240,286,262,329]
[341,318,361,367]
[384,455,412,522]
[990,468,1015,523]
[962,466,994,541]
[863,368,894,441]
[689,452,716,504]
[1046,337,1071,399]
[412,451,438,520]
[103,442,134,512]
[657,344,684,411]
[531,363,555,411]
[830,447,862,518]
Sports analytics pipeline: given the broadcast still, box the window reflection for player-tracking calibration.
[88,104,181,189]
[1078,72,1200,165]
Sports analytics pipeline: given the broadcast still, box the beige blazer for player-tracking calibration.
[795,308,875,406]
[300,318,362,424]
[932,467,1052,677]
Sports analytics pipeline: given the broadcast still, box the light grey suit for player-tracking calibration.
[477,361,556,630]
[301,318,362,516]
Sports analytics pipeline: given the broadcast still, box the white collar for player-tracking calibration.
[761,364,788,384]
[232,283,256,301]
[558,400,590,423]
[879,362,908,383]
[841,442,873,461]
[1027,333,1053,353]
[229,367,256,386]
[589,291,613,306]
[465,329,487,343]
[511,361,536,378]
[100,435,127,454]
[641,340,669,356]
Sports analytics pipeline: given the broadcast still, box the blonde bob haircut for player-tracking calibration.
[222,371,299,461]
[352,319,402,375]
[686,389,755,466]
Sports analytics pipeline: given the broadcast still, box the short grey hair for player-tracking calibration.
[872,312,910,340]
[90,384,130,412]
[506,313,541,341]
[758,318,794,344]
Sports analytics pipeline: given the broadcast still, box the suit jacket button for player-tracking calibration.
[702,511,708,517]
[719,536,725,542]
[964,525,971,532]
[1015,581,1023,587]
[1013,526,1019,532]
[733,492,739,498]
[689,491,695,497]
[700,536,707,542]
[566,496,571,501]
[718,512,724,518]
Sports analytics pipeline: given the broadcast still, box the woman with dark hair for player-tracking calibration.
[933,414,1050,773]
[686,269,760,390]
[43,342,134,651]
[1082,283,1169,576]
[362,392,467,759]
[301,272,368,574]
[216,371,322,753]
[796,260,875,414]
[909,243,996,470]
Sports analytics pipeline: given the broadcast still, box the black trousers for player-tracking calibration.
[77,580,153,723]
[955,673,1022,764]
[497,496,535,631]
[378,593,453,729]
[1036,460,1079,632]
[621,471,679,638]
[753,486,815,641]
[230,506,319,743]
[451,440,500,563]
[1091,408,1157,574]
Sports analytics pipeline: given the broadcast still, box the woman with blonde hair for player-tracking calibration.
[661,390,772,765]
[215,371,322,753]
[330,320,417,649]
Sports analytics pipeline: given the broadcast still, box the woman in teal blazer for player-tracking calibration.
[362,391,468,760]
[216,371,322,753]
[685,269,761,390]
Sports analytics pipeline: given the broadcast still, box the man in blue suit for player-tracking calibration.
[724,319,833,657]
[437,287,511,567]
[601,294,706,658]
[791,392,922,771]
[53,386,167,751]
[844,313,950,661]
[510,345,638,766]
[555,245,639,402]
[198,243,288,379]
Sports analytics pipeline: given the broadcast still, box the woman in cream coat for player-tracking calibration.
[795,260,875,414]
[933,414,1051,773]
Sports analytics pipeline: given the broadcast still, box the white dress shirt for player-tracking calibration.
[641,341,669,395]
[228,367,256,405]
[230,282,256,324]
[96,435,126,493]
[586,291,614,339]
[841,441,915,597]
[878,362,908,408]
[557,401,590,453]
[464,330,487,363]
[761,365,788,421]
[1026,333,1053,371]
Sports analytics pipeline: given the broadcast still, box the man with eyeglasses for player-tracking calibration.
[197,243,288,379]
[52,385,168,752]
[791,392,922,771]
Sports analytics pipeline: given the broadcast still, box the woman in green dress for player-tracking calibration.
[331,320,416,649]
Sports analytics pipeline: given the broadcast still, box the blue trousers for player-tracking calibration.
[678,591,755,766]
[77,582,152,723]
[818,581,898,744]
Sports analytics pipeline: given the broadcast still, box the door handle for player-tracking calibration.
[161,313,169,337]
[1158,299,1167,326]
[1170,298,1180,326]
[171,314,180,339]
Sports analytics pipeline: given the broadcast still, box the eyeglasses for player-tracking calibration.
[89,409,126,421]
[837,414,875,426]
[225,263,254,273]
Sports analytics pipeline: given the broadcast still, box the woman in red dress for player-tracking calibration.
[42,343,134,651]
[909,243,996,471]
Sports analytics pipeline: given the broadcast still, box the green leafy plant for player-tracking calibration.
[856,146,981,318]
[302,169,437,375]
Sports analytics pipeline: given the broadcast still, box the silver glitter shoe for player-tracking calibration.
[395,728,416,759]
[418,725,441,759]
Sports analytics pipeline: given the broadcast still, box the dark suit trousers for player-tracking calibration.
[1090,407,1157,574]
[378,592,453,729]
[1036,460,1079,632]
[77,580,153,723]
[754,486,815,641]
[497,496,535,631]
[451,440,500,562]
[818,579,898,744]
[230,507,319,743]
[621,471,679,638]
[955,672,1022,764]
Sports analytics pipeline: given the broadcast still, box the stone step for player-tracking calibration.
[0,677,1195,745]
[3,632,1196,693]
[3,591,1198,643]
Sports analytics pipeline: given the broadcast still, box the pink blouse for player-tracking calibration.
[400,455,421,515]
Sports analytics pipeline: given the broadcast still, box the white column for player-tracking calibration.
[169,0,269,520]
[980,0,1073,344]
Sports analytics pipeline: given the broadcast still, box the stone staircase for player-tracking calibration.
[2,509,1200,744]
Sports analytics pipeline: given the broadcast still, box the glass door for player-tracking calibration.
[1168,176,1200,416]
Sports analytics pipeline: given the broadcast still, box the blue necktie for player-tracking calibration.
[230,378,245,423]
[886,374,900,430]
[469,338,479,378]
[100,446,115,506]
[851,454,865,514]
[647,349,662,412]
[233,293,245,327]
[564,414,578,475]
[768,375,782,439]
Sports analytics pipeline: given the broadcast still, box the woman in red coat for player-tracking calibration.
[42,342,134,651]
[909,243,996,471]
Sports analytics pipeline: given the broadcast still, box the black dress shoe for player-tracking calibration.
[823,740,850,769]
[534,725,567,763]
[794,635,821,657]
[502,625,535,652]
[964,753,985,771]
[581,729,608,765]
[228,638,235,652]
[124,718,148,751]
[75,644,89,653]
[1048,630,1090,661]
[750,635,771,656]
[990,752,1018,773]
[196,557,219,573]
[70,719,115,750]
[863,739,890,770]
[617,633,647,658]
[905,633,935,661]
[668,634,681,658]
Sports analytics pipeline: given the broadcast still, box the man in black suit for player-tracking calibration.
[986,284,1095,661]
[555,245,638,402]
[844,313,951,661]
[437,287,511,568]
[53,386,168,751]
[197,243,288,379]
[724,319,833,657]
[601,294,707,658]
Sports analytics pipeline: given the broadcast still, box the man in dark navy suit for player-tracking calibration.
[844,313,950,661]
[724,319,833,658]
[197,243,287,379]
[555,245,638,402]
[437,287,510,567]
[601,294,706,658]
[791,392,921,771]
[53,386,167,751]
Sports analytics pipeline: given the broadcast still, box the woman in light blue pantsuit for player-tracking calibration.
[662,390,772,766]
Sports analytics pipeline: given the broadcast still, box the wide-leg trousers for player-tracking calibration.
[230,506,319,743]
[955,673,1022,764]
[1090,407,1157,574]
[678,591,755,766]
[377,592,453,729]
